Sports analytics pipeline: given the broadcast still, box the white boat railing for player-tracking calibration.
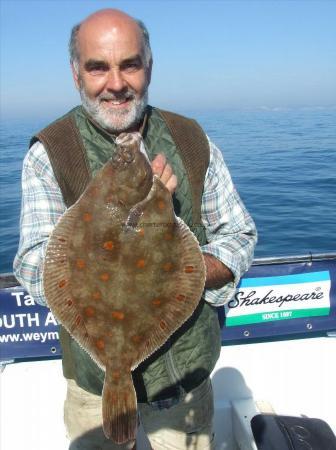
[252,252,336,266]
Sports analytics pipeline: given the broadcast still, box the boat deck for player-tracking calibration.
[2,337,336,450]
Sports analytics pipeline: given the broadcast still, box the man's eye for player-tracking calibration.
[84,63,109,74]
[89,70,104,76]
[123,62,141,72]
[89,67,106,73]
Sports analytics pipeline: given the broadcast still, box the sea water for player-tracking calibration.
[0,108,335,274]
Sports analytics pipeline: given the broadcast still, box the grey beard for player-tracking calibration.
[80,88,148,134]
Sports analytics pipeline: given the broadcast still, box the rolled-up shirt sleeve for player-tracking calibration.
[201,139,257,306]
[13,142,66,305]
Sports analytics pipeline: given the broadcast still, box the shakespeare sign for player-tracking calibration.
[225,271,331,326]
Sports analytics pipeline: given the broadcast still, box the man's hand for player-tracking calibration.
[151,154,178,194]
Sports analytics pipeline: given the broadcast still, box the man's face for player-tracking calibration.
[72,21,151,133]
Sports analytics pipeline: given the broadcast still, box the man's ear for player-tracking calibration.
[71,62,80,90]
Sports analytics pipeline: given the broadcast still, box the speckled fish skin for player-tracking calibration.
[43,132,206,444]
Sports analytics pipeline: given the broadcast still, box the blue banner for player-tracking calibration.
[0,286,61,363]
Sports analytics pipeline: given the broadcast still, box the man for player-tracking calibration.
[14,8,257,450]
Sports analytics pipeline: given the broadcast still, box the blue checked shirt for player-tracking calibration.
[13,137,257,306]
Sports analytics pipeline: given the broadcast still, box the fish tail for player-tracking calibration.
[102,370,137,444]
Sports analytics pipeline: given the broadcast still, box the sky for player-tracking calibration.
[1,0,336,119]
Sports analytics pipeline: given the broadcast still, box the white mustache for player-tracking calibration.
[99,93,135,102]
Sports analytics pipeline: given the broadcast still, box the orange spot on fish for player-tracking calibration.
[137,228,145,237]
[185,265,194,273]
[131,335,142,344]
[57,238,66,243]
[58,279,67,289]
[103,241,114,250]
[84,306,95,318]
[164,232,173,241]
[163,262,173,272]
[83,212,92,222]
[152,298,162,306]
[176,294,186,302]
[99,272,110,282]
[112,371,121,382]
[136,259,146,269]
[159,320,167,330]
[67,299,73,306]
[158,200,165,210]
[76,258,86,269]
[95,339,105,350]
[111,311,125,321]
[92,291,102,301]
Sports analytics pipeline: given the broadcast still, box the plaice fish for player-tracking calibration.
[43,132,206,444]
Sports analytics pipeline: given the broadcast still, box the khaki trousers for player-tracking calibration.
[64,378,215,450]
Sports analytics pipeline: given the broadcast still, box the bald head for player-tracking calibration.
[69,9,152,72]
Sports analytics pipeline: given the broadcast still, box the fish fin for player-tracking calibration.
[174,216,206,301]
[43,203,101,364]
[102,370,137,444]
[159,216,206,327]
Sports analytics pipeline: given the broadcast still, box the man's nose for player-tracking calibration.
[105,69,127,92]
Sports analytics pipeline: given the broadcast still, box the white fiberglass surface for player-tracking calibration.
[1,337,335,450]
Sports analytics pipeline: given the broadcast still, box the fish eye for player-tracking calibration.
[121,149,133,163]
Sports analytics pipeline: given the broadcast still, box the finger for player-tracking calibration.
[151,154,177,193]
[160,163,173,186]
[151,154,166,177]
[165,174,178,194]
